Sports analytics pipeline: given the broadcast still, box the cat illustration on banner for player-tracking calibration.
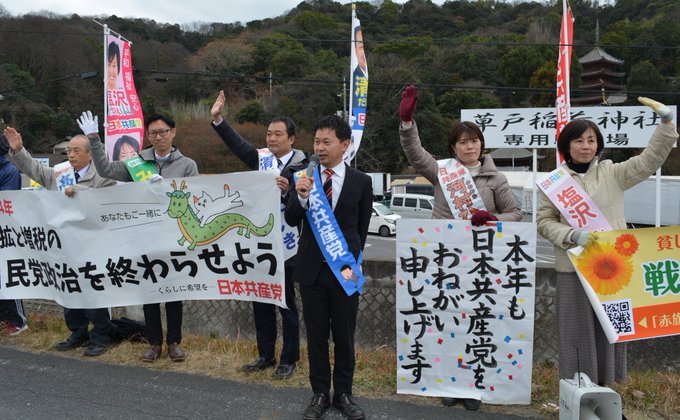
[193,183,243,227]
[165,180,274,251]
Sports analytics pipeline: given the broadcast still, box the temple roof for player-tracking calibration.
[579,47,624,65]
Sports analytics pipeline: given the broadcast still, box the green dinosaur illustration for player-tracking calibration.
[165,180,275,250]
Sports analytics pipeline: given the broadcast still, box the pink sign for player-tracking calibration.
[105,35,144,162]
[436,158,486,220]
[537,167,612,232]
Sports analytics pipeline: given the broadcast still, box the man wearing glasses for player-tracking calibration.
[77,111,198,363]
[2,127,117,356]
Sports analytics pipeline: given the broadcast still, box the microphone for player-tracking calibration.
[300,154,320,193]
[306,154,320,177]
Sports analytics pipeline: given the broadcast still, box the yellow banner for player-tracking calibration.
[569,226,680,343]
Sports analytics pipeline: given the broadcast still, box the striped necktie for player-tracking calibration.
[323,168,333,206]
[74,172,80,183]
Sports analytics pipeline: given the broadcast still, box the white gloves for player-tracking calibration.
[639,97,673,123]
[77,111,99,136]
[149,174,164,183]
[571,230,598,248]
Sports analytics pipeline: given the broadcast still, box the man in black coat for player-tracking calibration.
[286,115,372,420]
[211,90,306,379]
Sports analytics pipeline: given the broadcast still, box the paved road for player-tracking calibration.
[0,346,540,420]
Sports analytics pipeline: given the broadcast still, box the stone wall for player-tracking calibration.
[24,261,679,371]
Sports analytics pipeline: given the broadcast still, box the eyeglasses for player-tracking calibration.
[147,128,172,138]
[66,148,85,155]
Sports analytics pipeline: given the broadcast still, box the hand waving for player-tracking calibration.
[399,85,419,122]
[639,96,673,123]
[76,111,99,136]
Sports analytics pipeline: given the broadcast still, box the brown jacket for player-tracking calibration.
[399,121,522,221]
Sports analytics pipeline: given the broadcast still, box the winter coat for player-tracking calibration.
[399,121,522,221]
[8,147,116,190]
[88,134,199,181]
[537,122,678,272]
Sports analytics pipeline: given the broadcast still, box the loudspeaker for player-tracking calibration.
[559,372,622,420]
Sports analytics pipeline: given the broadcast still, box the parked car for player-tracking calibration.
[389,193,435,219]
[369,202,401,236]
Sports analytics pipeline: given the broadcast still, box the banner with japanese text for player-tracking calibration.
[568,226,680,343]
[396,220,536,404]
[461,106,677,149]
[555,0,574,164]
[537,167,611,232]
[0,172,285,309]
[105,34,144,162]
[346,8,367,163]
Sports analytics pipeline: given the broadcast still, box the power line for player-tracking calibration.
[134,68,680,97]
[1,28,679,51]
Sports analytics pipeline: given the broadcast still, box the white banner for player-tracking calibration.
[461,106,678,149]
[0,173,285,309]
[396,220,536,404]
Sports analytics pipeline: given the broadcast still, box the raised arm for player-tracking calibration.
[210,90,259,170]
[77,111,132,182]
[3,127,57,189]
[398,85,439,183]
[611,97,678,190]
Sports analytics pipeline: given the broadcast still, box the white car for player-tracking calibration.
[369,202,401,237]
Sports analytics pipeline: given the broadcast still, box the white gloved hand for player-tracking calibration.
[76,111,99,135]
[571,229,598,248]
[149,174,164,183]
[639,97,673,123]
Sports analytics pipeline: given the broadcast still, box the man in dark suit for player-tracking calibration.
[210,90,306,379]
[286,115,372,420]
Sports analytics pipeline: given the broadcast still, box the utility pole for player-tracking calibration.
[343,76,347,122]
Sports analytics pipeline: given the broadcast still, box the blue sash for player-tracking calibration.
[294,169,365,296]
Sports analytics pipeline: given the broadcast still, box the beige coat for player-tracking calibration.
[8,147,116,190]
[399,121,522,221]
[537,122,678,272]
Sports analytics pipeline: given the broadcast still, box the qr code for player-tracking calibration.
[602,299,635,336]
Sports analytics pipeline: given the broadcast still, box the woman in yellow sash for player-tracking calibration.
[398,85,522,410]
[537,97,677,385]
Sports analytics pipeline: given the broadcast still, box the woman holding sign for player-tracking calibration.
[537,97,677,385]
[398,85,521,410]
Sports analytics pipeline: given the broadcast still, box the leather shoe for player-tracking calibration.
[333,393,365,420]
[272,363,295,379]
[167,343,186,362]
[242,356,276,371]
[442,397,458,406]
[303,394,330,420]
[83,343,109,357]
[463,398,481,411]
[55,336,89,351]
[141,345,162,362]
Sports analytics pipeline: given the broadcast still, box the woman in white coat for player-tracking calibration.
[537,97,678,385]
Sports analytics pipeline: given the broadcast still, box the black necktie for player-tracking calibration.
[74,172,80,183]
[323,168,333,206]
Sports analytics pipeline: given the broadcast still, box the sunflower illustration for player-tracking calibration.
[576,242,633,295]
[614,233,639,257]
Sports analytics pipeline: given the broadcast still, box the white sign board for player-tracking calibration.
[461,106,677,149]
[396,219,537,404]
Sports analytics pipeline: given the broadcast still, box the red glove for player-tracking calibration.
[471,210,497,226]
[399,85,419,122]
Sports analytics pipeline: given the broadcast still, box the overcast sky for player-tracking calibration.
[0,0,452,26]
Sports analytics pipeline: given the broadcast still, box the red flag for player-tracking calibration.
[556,0,574,165]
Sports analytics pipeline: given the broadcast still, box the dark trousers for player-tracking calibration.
[253,264,300,364]
[144,301,182,346]
[300,263,359,397]
[64,307,111,345]
[0,299,26,327]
